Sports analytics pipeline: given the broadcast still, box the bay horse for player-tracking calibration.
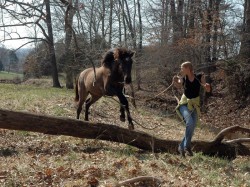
[75,48,135,130]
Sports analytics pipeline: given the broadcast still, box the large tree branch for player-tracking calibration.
[35,21,50,41]
[1,37,46,42]
[225,138,250,144]
[0,22,36,28]
[5,0,46,17]
[0,109,249,159]
[14,40,45,51]
[212,125,250,144]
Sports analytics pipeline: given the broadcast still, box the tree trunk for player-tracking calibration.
[138,0,142,50]
[170,0,184,43]
[89,0,95,49]
[161,0,169,44]
[176,0,184,38]
[239,0,250,62]
[109,0,113,48]
[204,0,212,64]
[121,0,127,46]
[123,0,136,48]
[0,109,249,159]
[187,0,195,38]
[117,2,122,45]
[102,0,105,43]
[45,0,61,88]
[212,0,221,62]
[136,0,142,91]
[64,2,76,89]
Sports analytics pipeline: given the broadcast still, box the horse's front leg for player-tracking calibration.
[119,105,126,122]
[117,93,134,130]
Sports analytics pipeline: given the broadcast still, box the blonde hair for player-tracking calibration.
[181,61,193,72]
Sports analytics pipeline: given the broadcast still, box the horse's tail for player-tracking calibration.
[75,76,79,102]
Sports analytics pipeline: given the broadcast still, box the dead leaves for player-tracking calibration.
[0,171,8,180]
[0,81,249,186]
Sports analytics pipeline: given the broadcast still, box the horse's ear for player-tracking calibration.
[101,49,116,66]
[113,48,120,62]
[130,50,135,57]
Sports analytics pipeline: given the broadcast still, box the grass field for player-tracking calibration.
[0,82,249,186]
[0,71,23,80]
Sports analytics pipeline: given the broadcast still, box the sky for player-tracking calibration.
[1,23,35,50]
[0,0,37,50]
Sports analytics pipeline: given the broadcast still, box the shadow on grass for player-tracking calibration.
[0,148,18,157]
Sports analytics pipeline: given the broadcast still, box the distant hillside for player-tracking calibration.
[0,47,33,73]
[16,47,33,62]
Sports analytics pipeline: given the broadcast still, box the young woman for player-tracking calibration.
[173,61,211,157]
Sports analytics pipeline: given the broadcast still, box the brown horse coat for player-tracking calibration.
[75,48,135,130]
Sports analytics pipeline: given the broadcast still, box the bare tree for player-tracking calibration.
[0,0,61,87]
[45,0,61,87]
[58,0,79,89]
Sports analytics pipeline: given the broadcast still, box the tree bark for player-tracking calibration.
[101,0,105,43]
[64,1,76,89]
[109,0,113,48]
[0,109,249,159]
[45,0,61,88]
[137,0,142,50]
[187,0,195,38]
[212,0,221,62]
[239,0,250,62]
[170,0,184,43]
[204,0,212,64]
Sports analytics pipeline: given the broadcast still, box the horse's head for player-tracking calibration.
[113,48,135,84]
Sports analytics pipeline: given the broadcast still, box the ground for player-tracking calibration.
[0,70,249,186]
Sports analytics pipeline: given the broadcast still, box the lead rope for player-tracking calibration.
[106,96,158,130]
[119,78,181,129]
[105,73,203,130]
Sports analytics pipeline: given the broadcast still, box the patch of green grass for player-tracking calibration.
[67,151,78,161]
[0,83,74,114]
[190,152,228,169]
[117,145,139,157]
[16,131,31,137]
[0,71,23,80]
[187,153,249,186]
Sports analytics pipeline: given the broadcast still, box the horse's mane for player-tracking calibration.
[101,48,130,67]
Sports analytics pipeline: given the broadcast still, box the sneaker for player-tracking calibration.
[178,146,185,157]
[185,147,193,156]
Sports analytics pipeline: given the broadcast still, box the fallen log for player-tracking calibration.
[0,109,249,159]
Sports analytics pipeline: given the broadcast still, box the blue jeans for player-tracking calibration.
[179,104,197,150]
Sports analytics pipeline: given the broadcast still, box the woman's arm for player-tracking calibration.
[201,74,211,92]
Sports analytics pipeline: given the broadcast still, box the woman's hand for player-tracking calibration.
[172,75,182,89]
[201,74,211,92]
[172,75,179,83]
[204,83,211,92]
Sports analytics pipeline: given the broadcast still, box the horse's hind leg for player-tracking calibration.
[76,89,88,119]
[85,95,101,121]
[77,99,84,119]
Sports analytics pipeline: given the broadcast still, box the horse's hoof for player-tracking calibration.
[128,124,134,130]
[120,116,126,122]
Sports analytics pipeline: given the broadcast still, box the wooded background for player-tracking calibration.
[0,0,249,102]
